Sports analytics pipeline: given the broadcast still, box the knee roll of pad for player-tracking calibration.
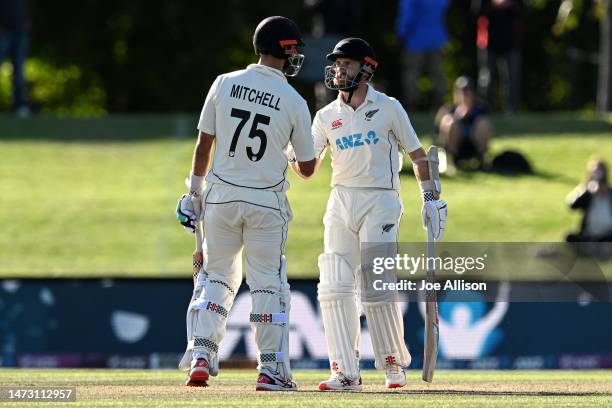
[317,253,357,299]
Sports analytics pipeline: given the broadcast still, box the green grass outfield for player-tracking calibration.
[0,369,610,407]
[1,113,612,278]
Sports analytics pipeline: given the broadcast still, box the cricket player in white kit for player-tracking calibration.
[292,38,447,391]
[176,16,316,390]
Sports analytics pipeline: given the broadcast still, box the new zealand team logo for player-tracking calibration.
[331,118,343,130]
[364,109,379,121]
[382,224,395,233]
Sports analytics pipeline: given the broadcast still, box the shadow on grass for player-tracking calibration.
[399,163,578,185]
[490,113,612,137]
[1,112,610,143]
[0,114,198,142]
[408,112,612,138]
[453,168,577,185]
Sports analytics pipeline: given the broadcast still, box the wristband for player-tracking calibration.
[419,180,436,193]
[189,172,206,194]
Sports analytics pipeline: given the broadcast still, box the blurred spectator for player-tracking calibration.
[395,0,449,111]
[472,0,524,113]
[566,159,612,243]
[435,76,492,170]
[0,0,30,117]
[303,0,362,110]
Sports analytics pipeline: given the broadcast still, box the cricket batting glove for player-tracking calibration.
[176,193,201,234]
[176,173,206,234]
[286,143,297,163]
[421,192,447,241]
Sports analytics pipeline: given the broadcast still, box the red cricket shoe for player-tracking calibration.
[255,367,298,391]
[185,358,209,387]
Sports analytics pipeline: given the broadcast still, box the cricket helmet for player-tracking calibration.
[253,16,305,77]
[324,37,378,90]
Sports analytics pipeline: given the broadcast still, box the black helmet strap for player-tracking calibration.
[343,70,363,104]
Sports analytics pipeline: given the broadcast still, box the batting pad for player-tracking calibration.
[191,273,239,361]
[250,255,292,381]
[363,301,411,369]
[317,253,361,379]
[179,269,206,371]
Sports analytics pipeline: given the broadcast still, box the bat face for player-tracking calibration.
[423,223,439,383]
[423,300,439,382]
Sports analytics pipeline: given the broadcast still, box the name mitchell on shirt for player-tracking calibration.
[230,84,281,111]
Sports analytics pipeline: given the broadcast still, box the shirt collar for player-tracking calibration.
[336,84,378,107]
[247,64,287,81]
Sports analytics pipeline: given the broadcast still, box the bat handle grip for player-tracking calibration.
[193,221,204,285]
[195,220,204,252]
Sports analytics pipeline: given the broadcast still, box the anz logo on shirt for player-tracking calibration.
[335,130,379,151]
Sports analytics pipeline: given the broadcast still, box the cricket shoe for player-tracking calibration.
[185,358,209,387]
[255,367,298,391]
[318,372,363,391]
[385,364,407,389]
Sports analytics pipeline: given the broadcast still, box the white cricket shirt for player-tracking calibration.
[198,64,315,192]
[312,85,422,190]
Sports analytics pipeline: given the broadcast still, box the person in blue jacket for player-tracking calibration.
[395,0,450,111]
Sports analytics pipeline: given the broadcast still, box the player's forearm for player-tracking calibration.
[192,131,215,177]
[409,148,431,182]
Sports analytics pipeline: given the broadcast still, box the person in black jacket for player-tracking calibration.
[566,159,612,243]
[0,0,30,116]
[472,0,523,113]
[435,76,493,169]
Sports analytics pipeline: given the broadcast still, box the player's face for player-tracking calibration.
[330,58,361,87]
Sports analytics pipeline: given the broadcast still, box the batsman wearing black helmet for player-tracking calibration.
[177,16,316,391]
[291,38,448,390]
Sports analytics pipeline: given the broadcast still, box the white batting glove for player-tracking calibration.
[286,143,297,163]
[176,193,202,234]
[421,192,447,241]
[176,173,206,234]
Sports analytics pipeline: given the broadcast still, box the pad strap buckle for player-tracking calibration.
[258,352,285,363]
[191,299,229,318]
[249,312,288,324]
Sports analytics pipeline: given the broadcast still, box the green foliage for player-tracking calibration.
[0,1,601,112]
[0,59,106,116]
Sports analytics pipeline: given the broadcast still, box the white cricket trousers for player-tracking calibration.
[320,186,411,373]
[324,186,403,263]
[192,183,293,375]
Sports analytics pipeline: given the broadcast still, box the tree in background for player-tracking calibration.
[0,0,608,114]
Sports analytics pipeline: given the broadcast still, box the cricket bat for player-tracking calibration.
[422,223,439,382]
[193,220,204,285]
